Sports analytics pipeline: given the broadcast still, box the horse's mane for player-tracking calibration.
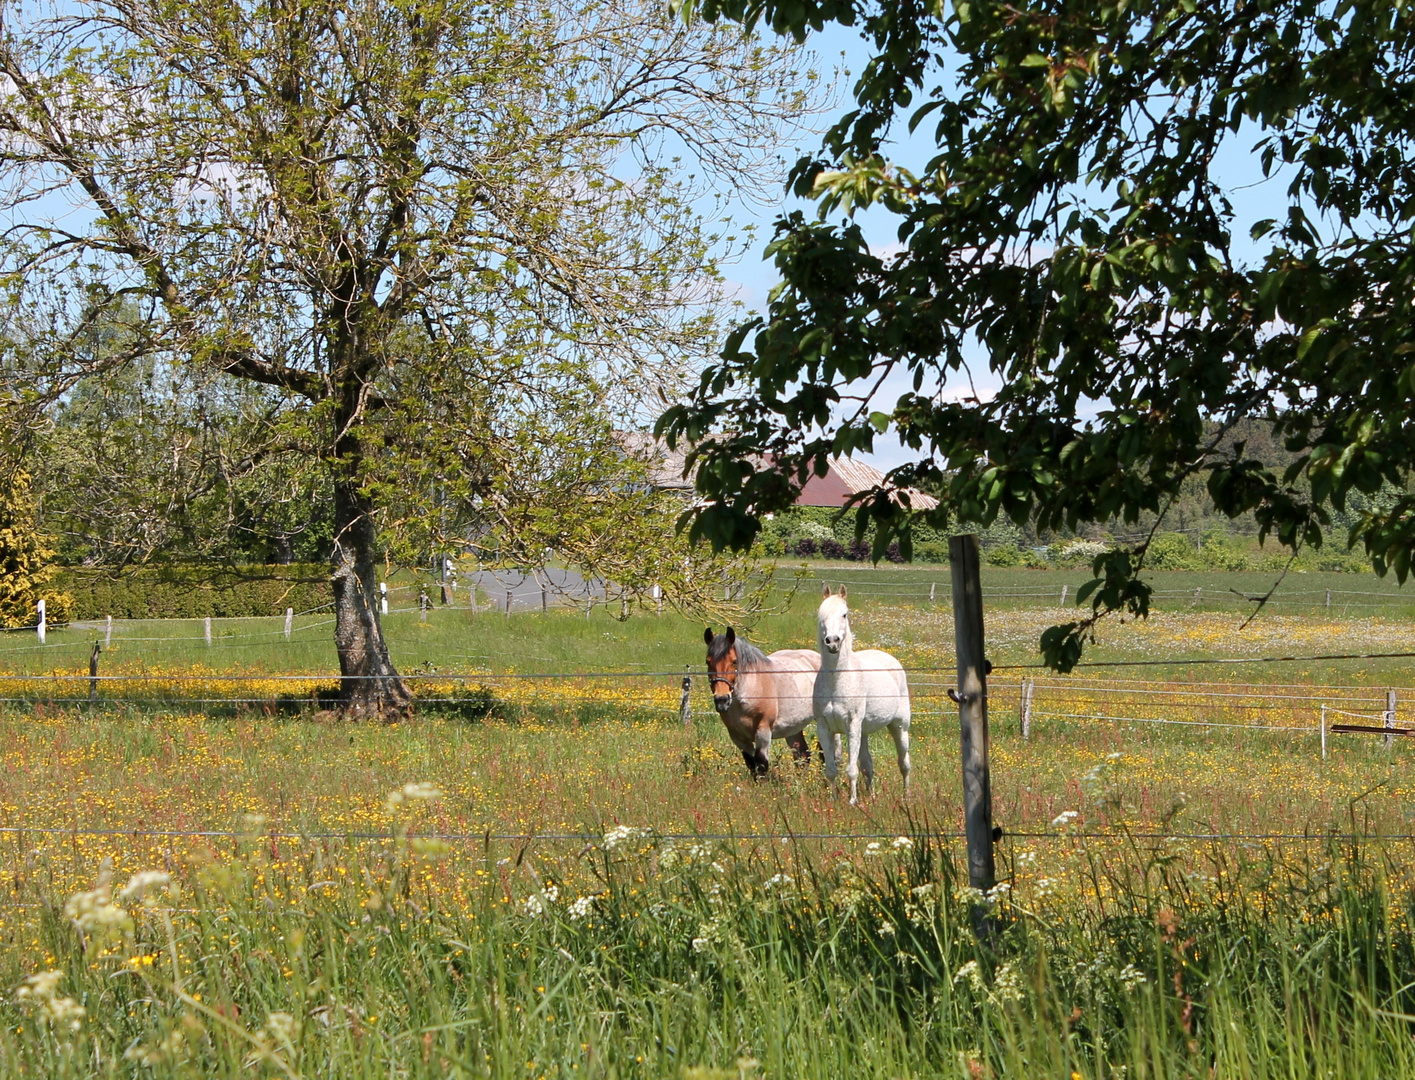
[708,633,769,670]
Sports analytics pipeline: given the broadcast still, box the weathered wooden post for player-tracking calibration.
[1320,705,1328,761]
[949,534,996,897]
[104,614,112,649]
[89,642,101,704]
[654,583,663,616]
[1059,584,1068,607]
[1192,587,1202,607]
[929,582,936,603]
[1325,588,1332,612]
[541,587,548,614]
[36,599,45,645]
[505,590,512,619]
[1020,678,1035,740]
[1385,689,1398,749]
[283,607,294,640]
[204,616,212,647]
[379,581,388,615]
[419,591,429,622]
[680,668,692,728]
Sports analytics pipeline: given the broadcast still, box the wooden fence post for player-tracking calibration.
[1385,689,1397,749]
[949,534,996,900]
[1320,705,1327,761]
[204,617,212,647]
[104,615,112,649]
[1059,584,1068,607]
[505,590,512,619]
[1192,587,1202,607]
[1325,588,1332,611]
[419,591,429,622]
[585,597,592,619]
[541,587,548,614]
[654,583,663,616]
[36,599,45,645]
[680,668,692,728]
[284,607,294,639]
[929,582,936,603]
[1020,678,1034,739]
[89,642,101,704]
[380,582,388,615]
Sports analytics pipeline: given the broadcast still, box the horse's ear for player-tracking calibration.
[839,585,847,599]
[704,626,714,645]
[822,582,831,598]
[725,626,735,645]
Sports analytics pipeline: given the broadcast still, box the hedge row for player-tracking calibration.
[56,565,331,620]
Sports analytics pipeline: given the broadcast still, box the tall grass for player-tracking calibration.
[4,816,1415,1078]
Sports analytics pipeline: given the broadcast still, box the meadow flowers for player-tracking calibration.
[15,970,85,1032]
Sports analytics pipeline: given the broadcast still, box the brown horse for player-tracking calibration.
[703,626,822,776]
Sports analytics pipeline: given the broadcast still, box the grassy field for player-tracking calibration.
[6,572,1415,1075]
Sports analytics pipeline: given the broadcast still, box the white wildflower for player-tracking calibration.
[567,895,596,921]
[953,960,986,993]
[1035,877,1058,898]
[953,884,986,906]
[602,825,653,853]
[877,920,895,938]
[891,836,915,853]
[16,970,85,1033]
[992,962,1025,1005]
[1015,850,1037,868]
[763,873,793,890]
[264,1011,300,1047]
[690,936,711,953]
[386,781,441,811]
[521,885,558,917]
[1118,963,1147,989]
[864,841,884,857]
[119,871,172,904]
[1050,810,1079,828]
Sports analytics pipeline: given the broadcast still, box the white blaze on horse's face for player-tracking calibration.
[818,594,850,654]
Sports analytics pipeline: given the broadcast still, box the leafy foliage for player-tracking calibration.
[660,0,1415,668]
[0,470,70,628]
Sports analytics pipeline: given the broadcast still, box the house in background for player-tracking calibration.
[796,455,939,512]
[618,432,938,511]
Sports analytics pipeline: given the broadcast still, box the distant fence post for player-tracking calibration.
[585,597,592,619]
[929,582,936,603]
[104,615,112,649]
[380,582,388,615]
[204,617,212,647]
[680,668,692,728]
[1320,705,1328,761]
[36,599,45,644]
[541,587,548,614]
[1058,584,1068,607]
[505,590,512,619]
[89,642,100,704]
[1325,588,1332,612]
[1192,587,1202,607]
[654,583,662,616]
[284,607,294,639]
[1020,678,1034,740]
[621,598,628,619]
[1385,689,1398,749]
[419,591,429,622]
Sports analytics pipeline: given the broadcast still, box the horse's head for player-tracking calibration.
[817,583,850,654]
[703,625,738,711]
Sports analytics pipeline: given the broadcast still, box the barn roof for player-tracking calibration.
[797,456,939,511]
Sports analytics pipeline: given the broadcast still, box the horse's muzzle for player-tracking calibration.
[713,694,732,711]
[824,639,840,653]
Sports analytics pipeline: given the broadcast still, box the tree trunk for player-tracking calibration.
[331,470,412,721]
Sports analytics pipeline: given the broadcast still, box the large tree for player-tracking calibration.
[0,0,815,715]
[662,0,1415,668]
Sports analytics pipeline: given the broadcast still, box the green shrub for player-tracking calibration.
[986,543,1024,567]
[1145,532,1198,570]
[913,541,949,563]
[56,564,330,619]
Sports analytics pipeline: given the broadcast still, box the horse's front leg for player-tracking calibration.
[784,730,811,764]
[816,717,839,795]
[845,713,865,805]
[858,733,875,795]
[749,723,772,778]
[888,720,911,796]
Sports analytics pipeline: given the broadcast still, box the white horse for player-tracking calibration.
[813,584,911,805]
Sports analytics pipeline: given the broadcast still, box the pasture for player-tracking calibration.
[7,569,1415,1076]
